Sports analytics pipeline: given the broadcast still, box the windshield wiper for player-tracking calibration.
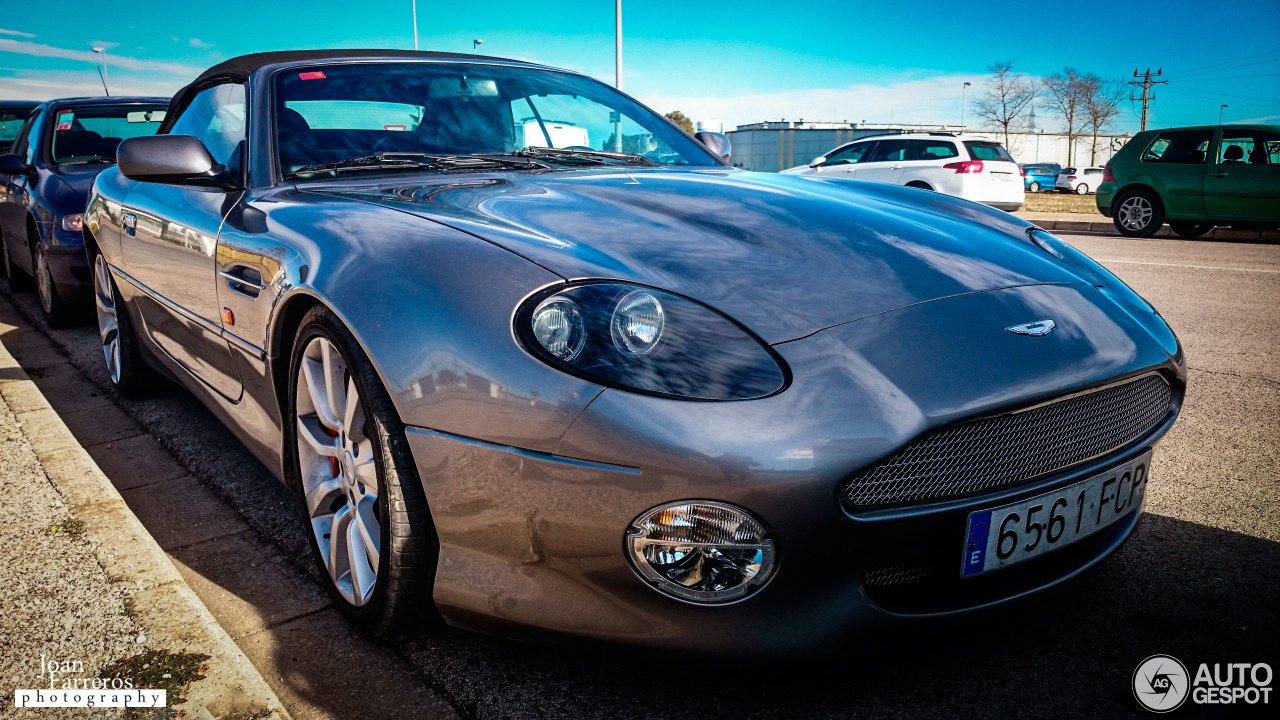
[514,146,659,167]
[287,152,549,178]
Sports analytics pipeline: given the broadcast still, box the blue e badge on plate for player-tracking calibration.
[962,511,992,577]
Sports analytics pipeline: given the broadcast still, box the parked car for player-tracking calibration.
[0,100,39,152]
[1020,163,1059,192]
[1099,124,1280,237]
[780,132,1025,211]
[87,50,1183,656]
[0,96,168,325]
[1056,166,1104,194]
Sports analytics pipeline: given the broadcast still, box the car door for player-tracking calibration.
[119,82,248,401]
[1136,128,1212,218]
[906,139,961,189]
[1,107,43,273]
[811,141,874,176]
[854,139,908,185]
[1204,128,1280,222]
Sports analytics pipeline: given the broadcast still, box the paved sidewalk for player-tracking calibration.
[0,320,288,718]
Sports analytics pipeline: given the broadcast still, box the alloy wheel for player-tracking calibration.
[93,254,122,383]
[35,247,53,314]
[295,336,381,606]
[1117,195,1154,232]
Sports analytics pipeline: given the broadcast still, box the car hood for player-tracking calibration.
[49,164,106,200]
[305,168,1084,344]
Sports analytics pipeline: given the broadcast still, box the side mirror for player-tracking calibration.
[808,155,826,168]
[0,153,27,174]
[117,135,236,189]
[694,131,732,163]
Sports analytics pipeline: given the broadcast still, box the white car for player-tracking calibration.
[1056,167,1105,194]
[779,132,1024,211]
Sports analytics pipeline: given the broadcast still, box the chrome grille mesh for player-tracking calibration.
[842,374,1173,507]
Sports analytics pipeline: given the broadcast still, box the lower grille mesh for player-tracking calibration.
[842,374,1173,507]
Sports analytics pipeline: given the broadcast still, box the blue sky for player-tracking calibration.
[2,0,1277,132]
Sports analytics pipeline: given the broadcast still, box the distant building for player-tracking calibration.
[726,120,1132,172]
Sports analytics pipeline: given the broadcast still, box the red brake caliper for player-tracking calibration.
[324,426,339,477]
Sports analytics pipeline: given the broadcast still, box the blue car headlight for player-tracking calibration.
[517,281,788,400]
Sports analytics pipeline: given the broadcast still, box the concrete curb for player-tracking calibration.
[0,338,292,719]
[1024,218,1279,242]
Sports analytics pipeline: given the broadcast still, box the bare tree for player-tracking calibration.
[972,61,1038,150]
[1082,75,1126,165]
[1042,68,1088,166]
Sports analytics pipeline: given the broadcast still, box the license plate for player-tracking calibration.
[960,451,1151,577]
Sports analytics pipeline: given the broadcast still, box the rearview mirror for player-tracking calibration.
[117,135,236,189]
[809,155,826,168]
[0,153,27,174]
[694,131,731,163]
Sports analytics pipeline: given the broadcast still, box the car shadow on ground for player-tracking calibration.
[2,289,1276,720]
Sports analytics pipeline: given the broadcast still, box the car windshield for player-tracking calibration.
[1,107,34,147]
[274,62,718,177]
[49,105,167,165]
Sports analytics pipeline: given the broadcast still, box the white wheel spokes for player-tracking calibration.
[1120,197,1151,230]
[296,336,381,607]
[93,256,121,382]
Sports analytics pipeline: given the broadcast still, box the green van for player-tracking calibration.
[1097,125,1280,237]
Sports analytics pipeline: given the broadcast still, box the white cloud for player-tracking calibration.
[0,38,201,77]
[89,40,121,51]
[0,68,184,101]
[638,73,995,132]
[0,28,36,38]
[189,38,212,49]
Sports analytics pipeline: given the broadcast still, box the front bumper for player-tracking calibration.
[44,244,91,305]
[405,284,1185,657]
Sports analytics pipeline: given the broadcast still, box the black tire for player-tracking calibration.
[284,305,438,636]
[1029,181,1040,192]
[2,234,32,291]
[34,243,78,328]
[91,248,158,397]
[1112,188,1165,238]
[905,181,933,191]
[1169,222,1214,239]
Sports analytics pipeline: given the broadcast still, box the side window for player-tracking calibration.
[908,139,959,161]
[14,109,42,165]
[1217,132,1262,165]
[823,142,873,166]
[1142,130,1213,164]
[167,83,247,166]
[867,139,907,163]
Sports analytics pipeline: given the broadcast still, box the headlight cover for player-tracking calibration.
[626,501,778,604]
[1027,228,1154,313]
[517,282,787,400]
[60,213,84,232]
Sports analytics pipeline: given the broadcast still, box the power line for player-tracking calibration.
[1170,57,1280,80]
[1129,68,1167,131]
[1165,48,1280,78]
[1175,72,1280,82]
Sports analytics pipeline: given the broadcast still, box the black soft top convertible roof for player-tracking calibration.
[161,49,533,132]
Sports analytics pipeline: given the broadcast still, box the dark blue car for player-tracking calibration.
[1020,163,1060,193]
[0,96,167,325]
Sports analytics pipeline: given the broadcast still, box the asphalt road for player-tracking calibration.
[4,231,1277,719]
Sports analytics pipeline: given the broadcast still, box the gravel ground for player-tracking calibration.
[1,232,1276,719]
[0,385,143,719]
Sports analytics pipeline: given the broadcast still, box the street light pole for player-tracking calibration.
[960,81,971,132]
[615,0,622,90]
[92,47,110,96]
[411,0,419,50]
[473,39,483,54]
[1219,104,1228,124]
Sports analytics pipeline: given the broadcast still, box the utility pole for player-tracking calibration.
[615,0,623,90]
[1128,68,1166,132]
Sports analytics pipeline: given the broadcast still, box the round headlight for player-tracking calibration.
[610,290,664,356]
[626,501,777,604]
[531,296,586,361]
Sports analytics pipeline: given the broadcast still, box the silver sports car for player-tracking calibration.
[85,50,1184,656]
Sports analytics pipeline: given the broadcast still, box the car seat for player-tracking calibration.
[276,108,316,171]
[54,130,103,160]
[1222,145,1246,164]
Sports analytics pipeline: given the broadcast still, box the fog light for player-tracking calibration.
[626,501,777,603]
[61,213,84,232]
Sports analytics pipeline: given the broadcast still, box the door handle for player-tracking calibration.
[1212,171,1229,177]
[220,266,265,298]
[122,213,136,236]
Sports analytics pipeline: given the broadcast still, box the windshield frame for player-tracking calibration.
[264,58,723,184]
